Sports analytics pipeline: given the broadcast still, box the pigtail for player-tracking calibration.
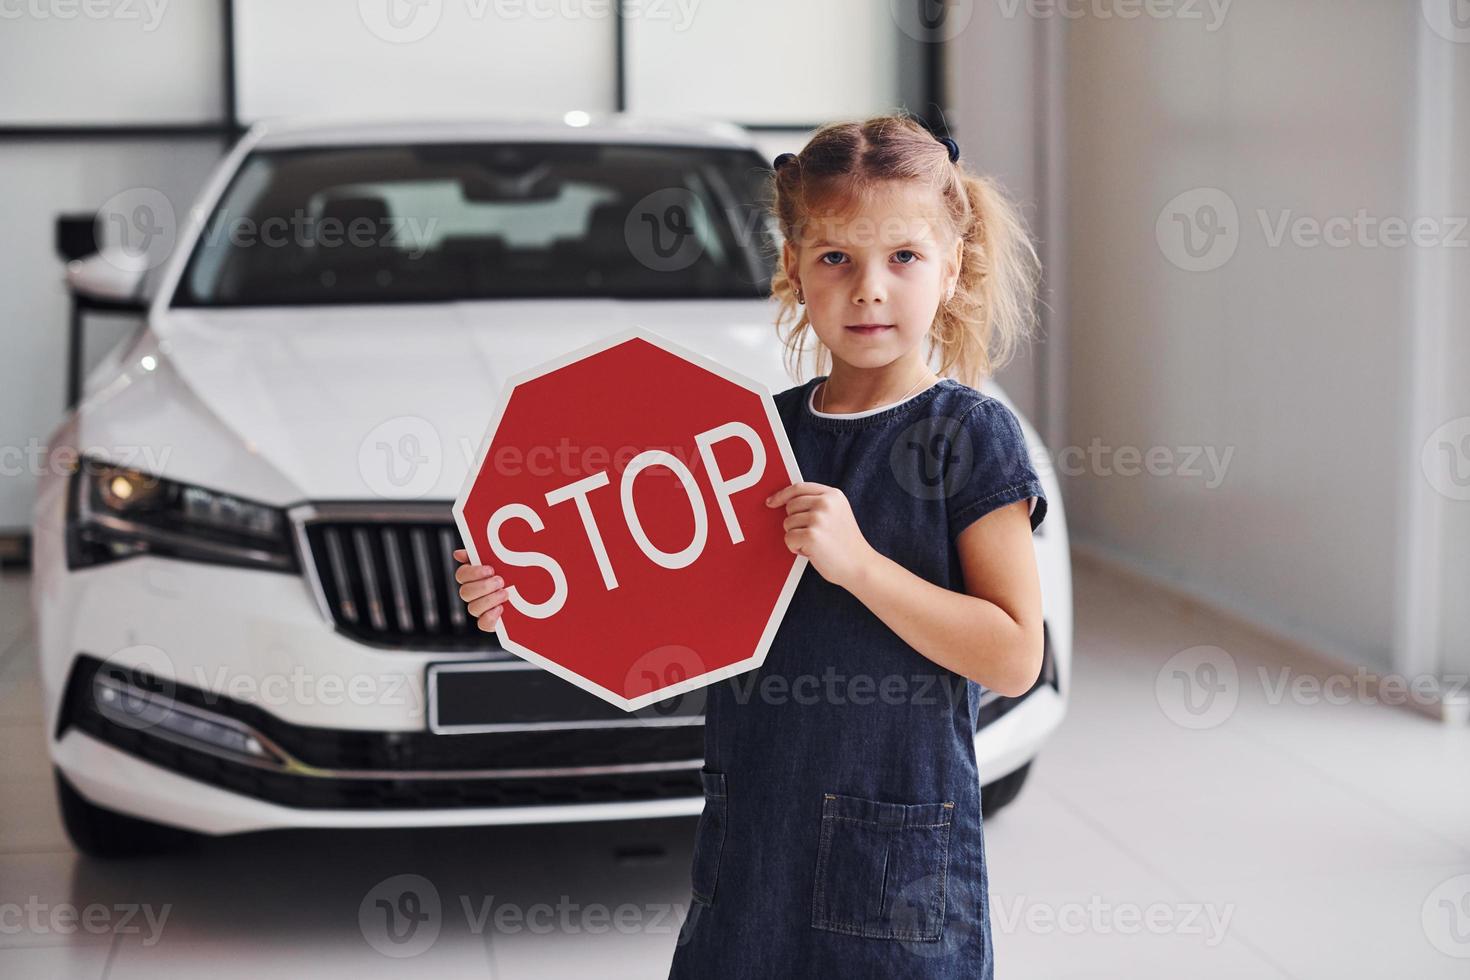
[938,172,1042,386]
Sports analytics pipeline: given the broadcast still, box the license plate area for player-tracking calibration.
[426,660,703,734]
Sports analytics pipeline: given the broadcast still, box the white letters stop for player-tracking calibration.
[484,421,767,619]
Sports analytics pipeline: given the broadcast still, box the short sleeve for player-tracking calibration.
[946,398,1048,540]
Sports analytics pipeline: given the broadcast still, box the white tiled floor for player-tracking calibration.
[2,555,1468,978]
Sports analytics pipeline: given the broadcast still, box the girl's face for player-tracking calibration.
[784,180,962,372]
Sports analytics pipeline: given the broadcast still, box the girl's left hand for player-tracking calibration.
[765,482,875,591]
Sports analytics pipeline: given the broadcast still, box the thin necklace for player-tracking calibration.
[819,370,935,414]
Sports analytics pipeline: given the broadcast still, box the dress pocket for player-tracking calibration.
[810,791,956,942]
[689,769,727,906]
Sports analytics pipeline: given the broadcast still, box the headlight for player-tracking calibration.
[66,455,298,572]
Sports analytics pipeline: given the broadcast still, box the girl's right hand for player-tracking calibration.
[452,548,507,633]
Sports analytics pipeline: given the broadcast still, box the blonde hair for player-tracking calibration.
[765,112,1041,387]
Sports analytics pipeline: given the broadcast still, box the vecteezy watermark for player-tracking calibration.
[94,190,442,276]
[1421,0,1470,44]
[457,894,687,937]
[194,206,438,260]
[1256,209,1470,251]
[623,188,706,273]
[1155,645,1240,730]
[888,413,1235,499]
[1421,416,1470,501]
[93,643,425,738]
[622,643,709,727]
[94,643,178,733]
[1158,187,1470,272]
[1156,188,1240,272]
[890,415,978,502]
[0,898,171,946]
[992,0,1232,31]
[359,416,444,498]
[1258,666,1467,711]
[357,0,442,41]
[891,0,1231,43]
[358,874,690,957]
[360,874,442,958]
[725,667,970,709]
[1423,874,1470,958]
[357,0,700,44]
[188,665,421,712]
[0,439,173,480]
[1048,438,1234,489]
[886,871,973,958]
[992,894,1235,947]
[463,433,747,485]
[0,0,170,30]
[1155,644,1469,729]
[890,0,976,43]
[95,186,177,272]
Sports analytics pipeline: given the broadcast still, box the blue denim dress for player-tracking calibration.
[667,375,1048,979]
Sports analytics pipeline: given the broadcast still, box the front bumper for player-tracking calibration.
[56,651,705,814]
[48,645,1065,836]
[54,731,708,834]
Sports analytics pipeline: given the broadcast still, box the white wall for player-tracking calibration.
[1414,16,1470,686]
[626,0,901,123]
[0,3,223,124]
[1060,0,1448,674]
[948,4,1062,442]
[235,2,616,121]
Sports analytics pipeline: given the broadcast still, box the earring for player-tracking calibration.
[795,288,805,305]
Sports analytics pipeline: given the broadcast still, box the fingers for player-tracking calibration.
[451,550,506,631]
[454,558,497,585]
[782,494,822,515]
[765,481,824,508]
[782,512,813,532]
[784,526,811,555]
[460,574,505,605]
[466,587,508,618]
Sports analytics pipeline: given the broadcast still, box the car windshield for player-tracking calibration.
[173,141,778,306]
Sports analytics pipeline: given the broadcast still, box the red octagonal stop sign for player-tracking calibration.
[453,326,808,711]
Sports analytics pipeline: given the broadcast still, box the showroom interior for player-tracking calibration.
[1,1,1469,977]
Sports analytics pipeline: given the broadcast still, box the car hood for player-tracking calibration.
[80,299,797,506]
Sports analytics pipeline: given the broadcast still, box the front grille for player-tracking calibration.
[299,505,496,650]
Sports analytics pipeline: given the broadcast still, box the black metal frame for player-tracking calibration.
[1,1,946,143]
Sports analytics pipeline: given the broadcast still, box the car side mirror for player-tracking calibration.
[65,253,148,310]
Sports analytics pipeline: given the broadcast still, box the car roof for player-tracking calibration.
[249,112,762,151]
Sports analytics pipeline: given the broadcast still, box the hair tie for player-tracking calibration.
[938,136,960,163]
[773,152,797,171]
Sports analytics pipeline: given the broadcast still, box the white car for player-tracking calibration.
[30,114,1072,857]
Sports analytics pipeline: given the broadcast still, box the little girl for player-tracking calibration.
[455,113,1048,978]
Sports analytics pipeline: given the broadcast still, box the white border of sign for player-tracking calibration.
[452,324,809,712]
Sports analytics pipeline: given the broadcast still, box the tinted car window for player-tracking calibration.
[174,142,778,306]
